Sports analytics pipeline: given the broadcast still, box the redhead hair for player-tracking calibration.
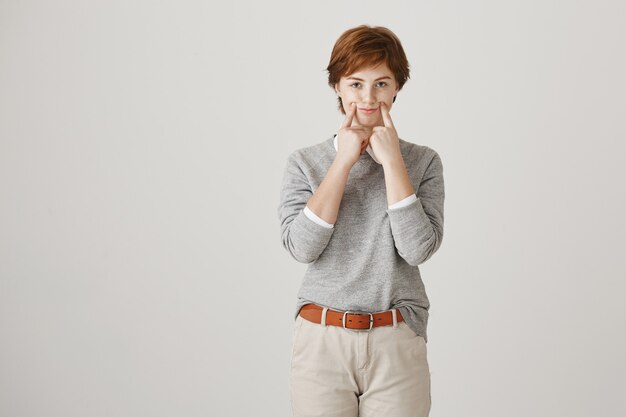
[326,25,410,114]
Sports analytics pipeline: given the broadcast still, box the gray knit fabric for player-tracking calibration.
[277,135,444,342]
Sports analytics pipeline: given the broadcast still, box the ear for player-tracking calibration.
[334,83,340,95]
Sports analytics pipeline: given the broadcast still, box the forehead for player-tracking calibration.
[343,62,393,80]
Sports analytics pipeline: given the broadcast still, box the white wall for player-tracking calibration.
[1,1,624,416]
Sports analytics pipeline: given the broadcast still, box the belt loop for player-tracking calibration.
[391,308,398,328]
[321,307,329,326]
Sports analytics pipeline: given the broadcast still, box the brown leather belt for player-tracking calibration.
[298,303,404,331]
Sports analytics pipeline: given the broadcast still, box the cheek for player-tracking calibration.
[343,92,357,103]
[381,95,395,106]
[343,99,357,110]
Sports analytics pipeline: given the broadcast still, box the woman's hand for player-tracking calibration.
[369,102,403,166]
[335,103,373,167]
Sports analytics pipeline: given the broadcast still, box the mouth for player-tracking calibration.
[358,107,378,115]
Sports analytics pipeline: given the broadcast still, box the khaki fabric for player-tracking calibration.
[290,314,431,417]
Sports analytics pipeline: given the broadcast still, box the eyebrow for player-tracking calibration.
[346,76,392,81]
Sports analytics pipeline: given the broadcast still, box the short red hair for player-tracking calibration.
[326,25,411,114]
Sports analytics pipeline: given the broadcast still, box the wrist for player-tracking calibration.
[381,154,405,170]
[332,156,355,172]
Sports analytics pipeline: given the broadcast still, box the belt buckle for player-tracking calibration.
[342,310,374,331]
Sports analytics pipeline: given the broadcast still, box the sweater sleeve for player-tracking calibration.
[277,152,335,263]
[388,193,418,210]
[304,206,334,228]
[386,150,445,266]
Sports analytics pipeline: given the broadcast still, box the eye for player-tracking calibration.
[349,81,388,88]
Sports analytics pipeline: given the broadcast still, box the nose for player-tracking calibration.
[360,86,377,104]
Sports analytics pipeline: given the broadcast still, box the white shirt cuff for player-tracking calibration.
[303,206,334,228]
[388,194,417,210]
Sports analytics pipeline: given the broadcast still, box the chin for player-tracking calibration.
[357,116,380,126]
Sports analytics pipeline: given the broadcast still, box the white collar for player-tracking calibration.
[333,133,381,164]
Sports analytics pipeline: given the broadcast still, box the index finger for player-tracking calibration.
[340,102,356,128]
[380,101,394,129]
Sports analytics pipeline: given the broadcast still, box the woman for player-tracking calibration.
[277,24,445,417]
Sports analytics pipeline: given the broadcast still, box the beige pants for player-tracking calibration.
[290,312,431,417]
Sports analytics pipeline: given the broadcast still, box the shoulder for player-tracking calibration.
[398,138,442,167]
[287,136,334,170]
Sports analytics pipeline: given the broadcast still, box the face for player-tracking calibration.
[335,62,400,127]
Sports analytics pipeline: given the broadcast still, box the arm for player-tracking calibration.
[388,193,418,210]
[384,150,445,266]
[277,152,351,263]
[305,156,352,225]
[303,206,334,228]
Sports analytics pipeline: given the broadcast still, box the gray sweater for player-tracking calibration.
[277,135,445,342]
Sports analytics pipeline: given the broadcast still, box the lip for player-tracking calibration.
[358,107,378,114]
